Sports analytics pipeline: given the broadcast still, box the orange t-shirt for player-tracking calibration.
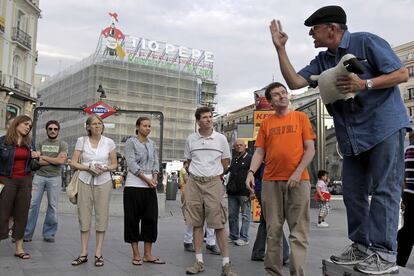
[255,111,315,181]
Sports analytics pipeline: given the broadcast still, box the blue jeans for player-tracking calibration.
[24,175,61,239]
[342,129,405,262]
[228,195,251,241]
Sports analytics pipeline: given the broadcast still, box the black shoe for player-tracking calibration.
[251,256,265,262]
[206,244,221,255]
[184,242,195,252]
[43,237,55,243]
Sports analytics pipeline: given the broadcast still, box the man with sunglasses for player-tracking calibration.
[24,120,68,243]
[269,5,410,275]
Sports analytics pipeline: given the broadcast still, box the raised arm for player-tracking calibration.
[270,19,309,89]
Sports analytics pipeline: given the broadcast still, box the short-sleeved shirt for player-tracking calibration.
[255,111,315,181]
[75,136,116,185]
[36,139,68,177]
[298,30,410,156]
[184,130,231,177]
[316,179,329,193]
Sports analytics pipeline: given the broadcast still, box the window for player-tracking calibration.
[12,55,21,78]
[17,10,26,31]
[408,66,414,78]
[408,88,414,100]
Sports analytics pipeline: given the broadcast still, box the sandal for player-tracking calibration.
[95,255,104,267]
[143,257,165,264]
[14,252,31,259]
[132,258,143,265]
[71,255,88,266]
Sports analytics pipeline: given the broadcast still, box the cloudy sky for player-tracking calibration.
[36,0,414,114]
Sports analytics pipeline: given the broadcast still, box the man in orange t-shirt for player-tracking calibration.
[246,82,315,276]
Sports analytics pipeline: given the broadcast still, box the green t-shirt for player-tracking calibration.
[36,139,68,177]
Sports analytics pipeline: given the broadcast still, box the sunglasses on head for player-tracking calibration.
[48,127,59,131]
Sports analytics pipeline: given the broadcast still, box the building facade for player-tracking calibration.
[37,16,217,161]
[0,0,41,135]
[394,41,414,128]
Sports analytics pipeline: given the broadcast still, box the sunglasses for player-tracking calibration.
[48,127,59,131]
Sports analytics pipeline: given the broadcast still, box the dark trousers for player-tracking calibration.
[123,187,158,243]
[251,194,289,263]
[397,192,414,266]
[0,177,32,240]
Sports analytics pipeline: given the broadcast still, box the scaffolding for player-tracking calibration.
[38,32,218,162]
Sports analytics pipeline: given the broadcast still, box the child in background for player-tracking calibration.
[316,170,331,228]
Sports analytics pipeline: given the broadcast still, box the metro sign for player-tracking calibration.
[84,101,117,119]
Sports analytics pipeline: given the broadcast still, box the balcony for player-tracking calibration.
[2,74,32,96]
[14,78,31,94]
[12,27,32,50]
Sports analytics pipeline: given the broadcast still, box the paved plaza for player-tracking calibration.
[1,195,413,276]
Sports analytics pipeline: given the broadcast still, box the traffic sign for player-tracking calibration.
[83,101,117,119]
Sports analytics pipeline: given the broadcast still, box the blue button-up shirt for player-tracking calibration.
[298,31,410,156]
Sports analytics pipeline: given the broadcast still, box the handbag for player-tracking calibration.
[314,191,331,202]
[67,170,80,204]
[29,157,41,171]
[66,137,86,205]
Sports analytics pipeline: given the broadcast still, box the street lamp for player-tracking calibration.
[97,84,106,99]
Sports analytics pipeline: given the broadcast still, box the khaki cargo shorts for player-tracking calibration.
[183,175,227,229]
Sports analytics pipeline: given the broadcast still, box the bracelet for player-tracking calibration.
[248,169,255,174]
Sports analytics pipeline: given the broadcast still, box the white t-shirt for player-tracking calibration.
[184,130,231,177]
[125,172,153,188]
[316,179,329,193]
[75,136,116,186]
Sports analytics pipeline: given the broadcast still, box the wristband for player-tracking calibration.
[248,169,255,174]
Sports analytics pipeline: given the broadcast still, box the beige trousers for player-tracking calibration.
[262,180,310,276]
[77,179,112,232]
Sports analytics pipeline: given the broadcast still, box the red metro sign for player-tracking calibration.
[84,101,117,119]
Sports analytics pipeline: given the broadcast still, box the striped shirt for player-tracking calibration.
[404,144,414,193]
[184,130,231,177]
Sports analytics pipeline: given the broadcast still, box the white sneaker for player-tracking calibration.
[317,221,329,228]
[234,239,249,246]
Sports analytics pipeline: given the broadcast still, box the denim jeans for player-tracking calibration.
[24,175,61,239]
[342,129,405,262]
[228,195,251,241]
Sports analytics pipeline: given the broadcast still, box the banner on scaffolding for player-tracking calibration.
[98,12,214,80]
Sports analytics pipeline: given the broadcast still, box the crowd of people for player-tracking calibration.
[1,4,413,276]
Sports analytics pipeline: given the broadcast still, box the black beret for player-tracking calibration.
[304,5,346,26]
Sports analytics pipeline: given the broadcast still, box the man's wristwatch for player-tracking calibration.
[365,79,374,90]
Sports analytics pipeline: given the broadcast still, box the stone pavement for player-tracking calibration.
[1,196,413,276]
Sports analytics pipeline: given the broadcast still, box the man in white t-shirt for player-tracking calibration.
[183,106,235,276]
